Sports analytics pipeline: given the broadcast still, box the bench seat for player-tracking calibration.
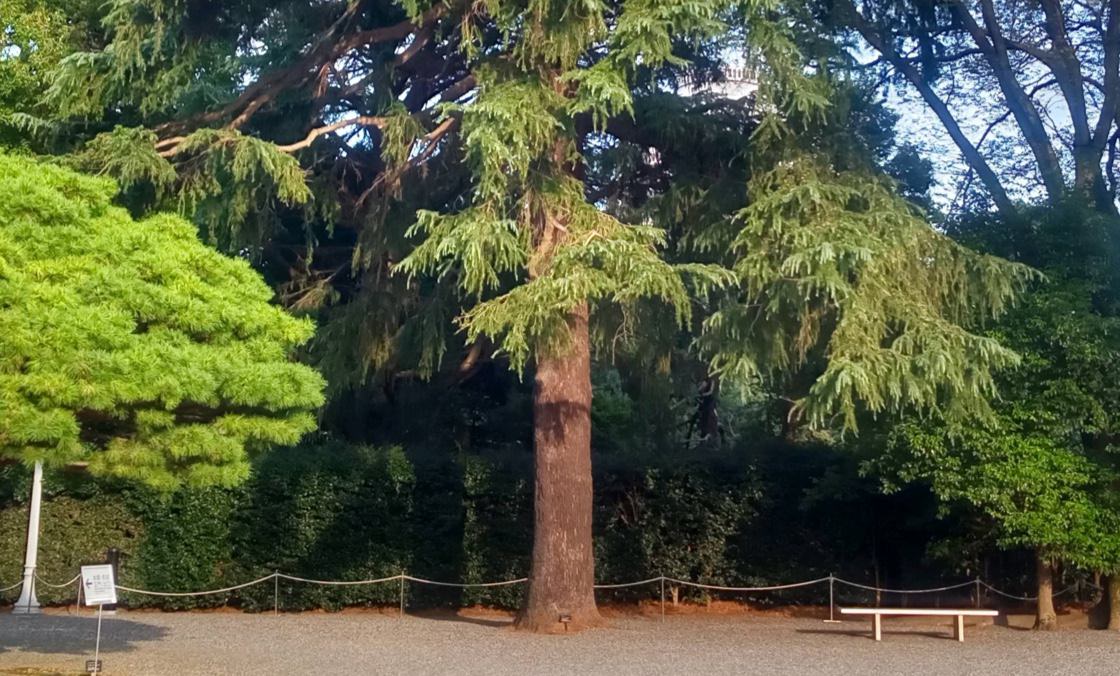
[839,607,999,642]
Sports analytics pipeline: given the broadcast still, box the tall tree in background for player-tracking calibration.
[28,0,1037,631]
[0,0,102,148]
[870,203,1120,630]
[820,0,1120,215]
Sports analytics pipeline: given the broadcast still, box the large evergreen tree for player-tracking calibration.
[30,0,1035,631]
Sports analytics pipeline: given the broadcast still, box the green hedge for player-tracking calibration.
[0,441,762,610]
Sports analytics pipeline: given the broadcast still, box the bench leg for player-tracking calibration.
[955,615,965,642]
[873,614,882,641]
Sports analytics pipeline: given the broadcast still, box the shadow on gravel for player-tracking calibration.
[993,614,1032,631]
[0,615,168,655]
[406,609,512,629]
[796,628,958,641]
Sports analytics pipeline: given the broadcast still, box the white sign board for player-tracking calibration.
[81,565,117,606]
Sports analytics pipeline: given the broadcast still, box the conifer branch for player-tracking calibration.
[357,115,460,206]
[273,116,390,153]
[153,4,454,139]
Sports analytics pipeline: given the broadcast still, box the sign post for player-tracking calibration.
[81,564,117,674]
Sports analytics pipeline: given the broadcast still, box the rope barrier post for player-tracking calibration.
[274,572,279,616]
[825,574,840,623]
[660,576,665,623]
[399,573,405,620]
[975,577,981,609]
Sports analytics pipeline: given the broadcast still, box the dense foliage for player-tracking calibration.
[0,154,324,488]
[2,0,1120,632]
[0,436,976,611]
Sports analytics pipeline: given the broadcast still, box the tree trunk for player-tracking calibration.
[1035,551,1058,630]
[1109,575,1120,631]
[515,303,603,632]
[1073,150,1119,216]
[696,376,720,448]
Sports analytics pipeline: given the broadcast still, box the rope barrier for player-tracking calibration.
[664,576,832,592]
[978,580,1079,602]
[834,578,975,594]
[594,577,665,589]
[276,573,402,586]
[116,573,277,597]
[403,575,527,588]
[4,568,1092,604]
[35,573,81,588]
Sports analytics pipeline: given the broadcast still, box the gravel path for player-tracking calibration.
[1,609,1118,675]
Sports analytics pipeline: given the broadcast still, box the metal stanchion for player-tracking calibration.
[274,572,279,616]
[399,574,405,620]
[660,577,665,622]
[824,574,840,623]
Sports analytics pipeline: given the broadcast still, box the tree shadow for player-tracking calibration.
[0,615,168,655]
[992,613,1032,631]
[797,627,958,641]
[406,608,513,628]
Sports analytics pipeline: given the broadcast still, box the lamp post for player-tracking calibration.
[12,461,43,614]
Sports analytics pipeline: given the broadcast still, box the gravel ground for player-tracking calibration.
[1,609,1118,675]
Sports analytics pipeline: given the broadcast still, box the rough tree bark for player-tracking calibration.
[515,303,603,632]
[1109,575,1120,631]
[1035,551,1058,630]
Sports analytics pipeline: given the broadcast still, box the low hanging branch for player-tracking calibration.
[273,115,389,153]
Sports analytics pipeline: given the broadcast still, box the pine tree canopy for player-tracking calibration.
[0,153,325,489]
[704,159,1036,430]
[27,0,1036,431]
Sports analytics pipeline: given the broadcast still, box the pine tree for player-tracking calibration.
[0,153,324,489]
[34,0,1036,631]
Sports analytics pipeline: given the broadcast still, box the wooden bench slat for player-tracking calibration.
[839,608,998,617]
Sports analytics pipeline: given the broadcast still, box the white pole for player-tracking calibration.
[13,460,43,615]
[94,603,103,673]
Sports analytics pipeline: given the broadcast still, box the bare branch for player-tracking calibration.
[837,0,1015,214]
[274,115,389,153]
[1093,0,1120,149]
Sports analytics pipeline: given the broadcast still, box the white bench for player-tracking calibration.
[839,607,999,642]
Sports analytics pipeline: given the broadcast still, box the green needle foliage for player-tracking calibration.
[37,0,1036,433]
[396,0,737,371]
[705,159,1036,431]
[0,153,325,489]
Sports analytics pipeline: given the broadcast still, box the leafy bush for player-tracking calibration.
[0,439,767,611]
[596,456,760,602]
[120,488,239,609]
[0,494,142,605]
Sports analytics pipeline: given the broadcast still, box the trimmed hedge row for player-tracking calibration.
[0,440,759,610]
